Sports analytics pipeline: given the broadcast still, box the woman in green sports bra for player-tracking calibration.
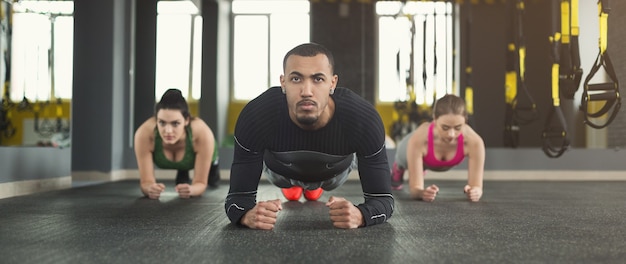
[134,88,220,199]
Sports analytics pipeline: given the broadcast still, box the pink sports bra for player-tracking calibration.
[423,122,465,169]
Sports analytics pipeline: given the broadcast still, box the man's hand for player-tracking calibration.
[326,196,363,229]
[422,184,439,202]
[175,183,192,199]
[145,183,165,199]
[464,185,482,202]
[241,199,282,230]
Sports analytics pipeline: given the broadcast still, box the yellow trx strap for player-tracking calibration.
[559,0,582,99]
[599,2,608,54]
[503,1,519,148]
[464,1,474,125]
[511,0,537,121]
[465,70,473,115]
[580,0,621,129]
[504,0,537,148]
[542,0,569,158]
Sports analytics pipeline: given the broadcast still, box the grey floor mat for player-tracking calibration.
[1,179,625,264]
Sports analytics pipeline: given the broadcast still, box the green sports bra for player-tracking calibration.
[153,126,196,170]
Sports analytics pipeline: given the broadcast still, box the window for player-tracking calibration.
[377,1,455,105]
[9,1,204,103]
[231,0,310,101]
[9,1,73,102]
[156,1,202,101]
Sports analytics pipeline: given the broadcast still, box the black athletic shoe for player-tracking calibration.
[208,163,220,187]
[175,170,191,185]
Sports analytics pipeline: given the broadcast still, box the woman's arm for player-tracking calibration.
[189,118,215,196]
[465,127,485,201]
[406,123,428,200]
[134,118,162,198]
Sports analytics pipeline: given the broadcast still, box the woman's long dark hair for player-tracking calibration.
[155,88,192,120]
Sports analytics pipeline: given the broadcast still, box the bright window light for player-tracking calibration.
[155,1,202,101]
[232,1,309,14]
[10,13,52,101]
[376,1,454,105]
[155,13,193,101]
[232,0,309,101]
[157,1,199,15]
[10,1,74,101]
[13,1,73,14]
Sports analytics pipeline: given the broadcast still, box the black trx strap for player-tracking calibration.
[570,0,583,90]
[504,0,537,148]
[503,0,519,147]
[464,1,475,127]
[418,13,432,122]
[406,14,427,133]
[0,97,16,143]
[391,13,417,143]
[580,0,621,129]
[432,4,438,102]
[542,0,570,158]
[559,0,583,99]
[391,13,431,143]
[55,98,66,133]
[422,13,428,103]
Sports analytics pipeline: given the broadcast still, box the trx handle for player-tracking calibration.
[542,57,569,158]
[542,104,570,158]
[580,0,621,129]
[503,106,520,148]
[581,53,621,128]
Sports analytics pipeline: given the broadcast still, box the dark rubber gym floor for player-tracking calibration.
[1,178,625,264]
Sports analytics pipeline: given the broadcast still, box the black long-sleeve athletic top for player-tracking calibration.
[225,87,394,227]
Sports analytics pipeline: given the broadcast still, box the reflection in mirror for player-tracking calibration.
[1,1,73,147]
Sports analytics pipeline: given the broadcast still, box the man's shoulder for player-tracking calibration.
[257,86,282,98]
[333,88,384,133]
[334,87,373,107]
[246,86,284,105]
[243,87,284,110]
[334,87,377,114]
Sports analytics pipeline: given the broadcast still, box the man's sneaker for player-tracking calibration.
[391,162,404,190]
[175,170,191,185]
[304,188,323,201]
[281,186,303,201]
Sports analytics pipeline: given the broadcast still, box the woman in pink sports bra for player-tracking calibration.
[391,94,485,202]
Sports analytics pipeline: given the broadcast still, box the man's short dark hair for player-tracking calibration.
[282,43,335,74]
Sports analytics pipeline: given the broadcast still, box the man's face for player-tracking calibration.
[280,54,338,130]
